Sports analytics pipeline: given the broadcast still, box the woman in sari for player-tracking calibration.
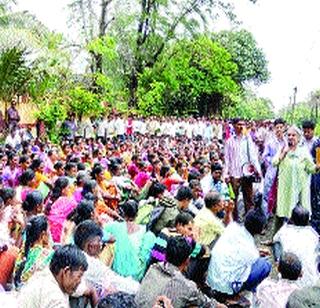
[22,190,44,223]
[29,158,52,199]
[14,215,53,288]
[103,200,155,281]
[46,177,77,243]
[91,165,121,212]
[81,179,121,222]
[0,195,19,288]
[2,152,20,188]
[61,199,95,245]
[17,169,36,203]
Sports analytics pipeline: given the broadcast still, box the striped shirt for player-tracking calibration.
[224,134,261,179]
[150,228,205,264]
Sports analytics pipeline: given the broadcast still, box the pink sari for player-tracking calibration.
[47,196,77,243]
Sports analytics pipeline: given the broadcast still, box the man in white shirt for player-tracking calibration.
[18,245,95,308]
[5,128,21,149]
[114,116,125,140]
[207,208,271,297]
[301,120,317,153]
[96,116,109,140]
[273,206,320,288]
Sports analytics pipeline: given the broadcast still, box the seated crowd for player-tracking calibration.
[0,114,319,308]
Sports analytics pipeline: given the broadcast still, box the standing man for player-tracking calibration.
[7,99,20,130]
[262,118,286,217]
[224,118,261,220]
[302,119,320,235]
[302,120,317,152]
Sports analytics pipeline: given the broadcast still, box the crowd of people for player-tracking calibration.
[0,107,319,308]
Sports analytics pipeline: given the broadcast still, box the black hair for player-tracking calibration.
[204,192,221,209]
[82,180,97,198]
[19,169,35,186]
[77,162,86,171]
[51,177,69,201]
[160,165,170,178]
[74,220,103,250]
[302,120,315,130]
[0,188,16,204]
[211,163,223,173]
[108,162,120,175]
[65,162,77,173]
[19,155,29,165]
[174,212,193,227]
[22,190,43,213]
[82,192,97,202]
[91,165,104,180]
[69,157,80,164]
[49,244,88,276]
[166,236,193,267]
[97,292,138,308]
[76,171,87,186]
[233,118,242,125]
[131,154,138,162]
[47,149,54,157]
[29,158,42,171]
[14,215,48,286]
[45,177,69,215]
[67,200,94,226]
[244,207,267,236]
[176,186,193,201]
[120,200,138,219]
[147,181,166,199]
[279,253,302,281]
[188,170,201,182]
[274,118,286,126]
[290,206,309,226]
[54,161,64,171]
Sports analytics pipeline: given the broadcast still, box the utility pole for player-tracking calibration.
[292,86,297,123]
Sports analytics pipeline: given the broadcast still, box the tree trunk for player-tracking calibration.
[128,69,139,107]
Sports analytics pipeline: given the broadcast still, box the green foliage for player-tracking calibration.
[222,91,275,120]
[213,30,269,85]
[137,36,238,115]
[0,4,49,51]
[279,102,312,126]
[68,86,103,118]
[35,97,68,143]
[0,47,32,102]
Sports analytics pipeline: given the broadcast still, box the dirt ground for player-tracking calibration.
[256,217,278,278]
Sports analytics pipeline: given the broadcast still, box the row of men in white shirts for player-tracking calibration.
[77,116,225,140]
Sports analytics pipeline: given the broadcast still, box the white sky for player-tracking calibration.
[16,0,320,110]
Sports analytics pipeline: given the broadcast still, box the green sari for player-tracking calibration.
[14,245,53,285]
[104,222,155,281]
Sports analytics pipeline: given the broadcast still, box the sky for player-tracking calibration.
[15,0,320,111]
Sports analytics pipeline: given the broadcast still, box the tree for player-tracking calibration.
[0,47,32,102]
[68,86,103,119]
[137,36,238,116]
[0,2,49,51]
[68,0,114,73]
[222,90,274,120]
[68,0,258,106]
[213,29,270,85]
[128,0,240,106]
[306,89,320,120]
